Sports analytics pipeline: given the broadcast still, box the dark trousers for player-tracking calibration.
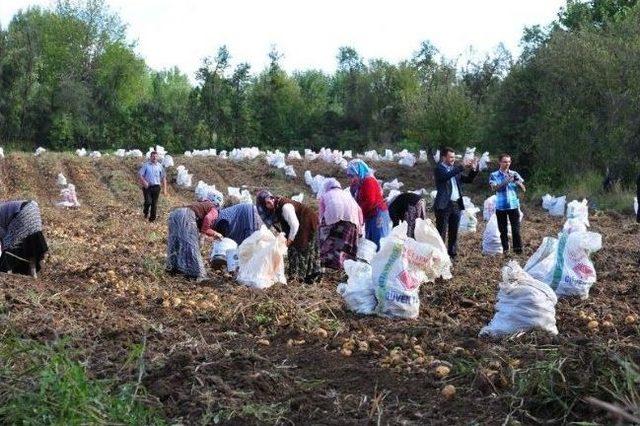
[434,202,461,258]
[143,185,161,221]
[496,208,522,253]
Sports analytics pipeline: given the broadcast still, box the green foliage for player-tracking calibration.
[2,0,640,200]
[0,335,164,425]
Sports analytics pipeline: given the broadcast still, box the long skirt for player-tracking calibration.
[0,201,48,275]
[318,220,358,270]
[287,233,321,283]
[166,208,207,279]
[365,209,391,250]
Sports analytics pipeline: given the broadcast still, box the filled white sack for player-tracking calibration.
[479,261,558,338]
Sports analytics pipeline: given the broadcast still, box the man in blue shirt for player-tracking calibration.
[489,153,526,254]
[433,147,478,259]
[138,151,167,222]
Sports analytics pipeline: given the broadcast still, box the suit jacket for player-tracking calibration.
[433,163,478,211]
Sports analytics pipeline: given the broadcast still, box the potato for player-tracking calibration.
[434,365,451,379]
[587,320,599,330]
[340,348,353,357]
[314,328,328,338]
[441,384,456,400]
[625,315,636,325]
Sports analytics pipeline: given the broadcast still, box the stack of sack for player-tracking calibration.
[542,194,566,217]
[176,165,193,188]
[236,226,288,289]
[195,180,217,202]
[382,179,404,192]
[459,197,480,234]
[479,261,558,337]
[287,150,302,160]
[337,219,451,319]
[227,187,253,204]
[304,171,327,198]
[562,199,589,233]
[524,231,602,299]
[55,173,80,208]
[482,195,524,255]
[478,152,490,171]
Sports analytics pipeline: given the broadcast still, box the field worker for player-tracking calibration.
[318,178,363,270]
[213,203,263,245]
[0,200,48,278]
[388,192,428,239]
[433,147,479,259]
[138,150,167,222]
[166,190,224,281]
[346,159,390,250]
[256,190,320,283]
[489,153,526,254]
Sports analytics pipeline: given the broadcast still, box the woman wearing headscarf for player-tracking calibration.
[346,159,390,249]
[318,179,363,270]
[213,202,263,245]
[388,192,428,239]
[0,200,48,277]
[166,190,224,281]
[256,190,320,283]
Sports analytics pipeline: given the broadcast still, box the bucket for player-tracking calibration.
[210,238,238,270]
[226,248,239,272]
[356,238,377,263]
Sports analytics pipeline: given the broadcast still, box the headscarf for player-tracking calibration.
[319,179,363,231]
[346,159,373,181]
[323,178,342,192]
[207,190,224,207]
[256,189,277,227]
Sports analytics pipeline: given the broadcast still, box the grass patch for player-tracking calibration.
[0,334,164,425]
[142,257,165,279]
[529,171,635,214]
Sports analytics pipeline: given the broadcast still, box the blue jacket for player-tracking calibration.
[433,163,478,211]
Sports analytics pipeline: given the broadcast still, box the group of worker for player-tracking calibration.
[138,146,527,283]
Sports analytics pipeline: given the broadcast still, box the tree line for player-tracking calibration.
[0,0,638,185]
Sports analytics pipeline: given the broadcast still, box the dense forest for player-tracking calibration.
[1,0,639,186]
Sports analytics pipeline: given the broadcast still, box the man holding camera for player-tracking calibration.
[489,153,526,254]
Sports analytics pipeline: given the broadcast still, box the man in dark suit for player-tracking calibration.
[433,147,479,259]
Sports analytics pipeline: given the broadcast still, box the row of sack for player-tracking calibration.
[481,194,601,337]
[480,229,602,338]
[205,195,602,341]
[227,219,454,322]
[26,145,491,172]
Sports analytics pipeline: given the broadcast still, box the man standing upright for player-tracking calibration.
[489,153,526,254]
[138,150,167,222]
[433,147,478,259]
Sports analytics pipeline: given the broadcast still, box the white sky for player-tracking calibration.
[1,0,565,81]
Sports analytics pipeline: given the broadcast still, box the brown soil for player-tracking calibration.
[0,152,638,424]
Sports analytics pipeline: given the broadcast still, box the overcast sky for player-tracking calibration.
[1,0,566,80]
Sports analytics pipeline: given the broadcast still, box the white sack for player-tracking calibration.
[479,261,558,338]
[337,260,376,314]
[236,226,288,289]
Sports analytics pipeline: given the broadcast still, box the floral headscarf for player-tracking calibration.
[346,159,373,180]
[207,190,224,207]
